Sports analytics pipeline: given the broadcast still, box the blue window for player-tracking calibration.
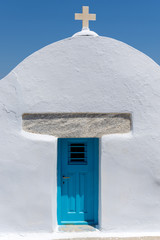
[69,143,87,165]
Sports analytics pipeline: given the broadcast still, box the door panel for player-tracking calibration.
[57,138,99,225]
[79,172,87,213]
[68,172,76,213]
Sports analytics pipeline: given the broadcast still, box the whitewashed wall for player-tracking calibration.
[0,36,160,233]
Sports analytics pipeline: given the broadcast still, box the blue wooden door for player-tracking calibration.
[57,138,99,225]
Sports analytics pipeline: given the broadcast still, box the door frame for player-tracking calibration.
[57,138,99,225]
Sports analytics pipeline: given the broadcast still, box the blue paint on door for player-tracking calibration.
[57,138,99,225]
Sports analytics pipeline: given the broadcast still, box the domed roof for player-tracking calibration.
[14,36,160,111]
[3,35,160,135]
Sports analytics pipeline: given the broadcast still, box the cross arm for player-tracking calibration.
[75,13,83,20]
[89,14,96,21]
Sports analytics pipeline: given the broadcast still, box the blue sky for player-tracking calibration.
[0,0,160,79]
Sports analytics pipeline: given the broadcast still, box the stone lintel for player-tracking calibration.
[22,113,131,138]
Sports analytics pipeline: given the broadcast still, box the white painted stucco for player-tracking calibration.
[0,34,160,236]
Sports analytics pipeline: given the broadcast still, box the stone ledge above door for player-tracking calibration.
[22,112,131,137]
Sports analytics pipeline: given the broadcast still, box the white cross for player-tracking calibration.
[75,6,96,30]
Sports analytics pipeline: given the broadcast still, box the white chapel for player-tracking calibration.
[0,6,160,240]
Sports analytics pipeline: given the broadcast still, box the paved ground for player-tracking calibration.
[58,225,98,232]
